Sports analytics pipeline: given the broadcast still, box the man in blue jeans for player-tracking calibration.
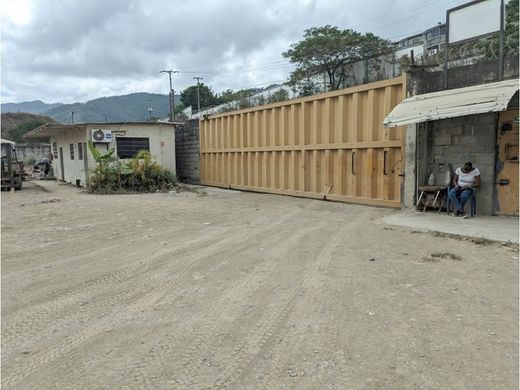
[448,161,481,216]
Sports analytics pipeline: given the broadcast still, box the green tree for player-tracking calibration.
[267,89,289,104]
[216,88,260,105]
[283,25,391,90]
[180,83,218,112]
[504,0,519,53]
[290,78,321,97]
[10,119,48,142]
[217,89,237,104]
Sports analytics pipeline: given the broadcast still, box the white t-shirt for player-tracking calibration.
[456,167,480,187]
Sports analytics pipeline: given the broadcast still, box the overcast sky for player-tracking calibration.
[1,0,468,104]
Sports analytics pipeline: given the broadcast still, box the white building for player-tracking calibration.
[25,122,176,187]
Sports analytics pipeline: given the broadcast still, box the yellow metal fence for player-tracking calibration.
[200,76,406,207]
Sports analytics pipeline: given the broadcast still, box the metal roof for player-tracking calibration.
[23,121,177,139]
[383,78,519,128]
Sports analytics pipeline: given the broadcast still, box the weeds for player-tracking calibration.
[422,252,462,263]
[430,252,462,261]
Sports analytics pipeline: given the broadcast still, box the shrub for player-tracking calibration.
[87,141,176,193]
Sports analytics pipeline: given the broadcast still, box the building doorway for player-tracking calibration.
[59,147,65,181]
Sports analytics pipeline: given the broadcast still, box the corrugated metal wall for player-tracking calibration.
[200,76,406,207]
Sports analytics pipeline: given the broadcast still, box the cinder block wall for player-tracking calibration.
[175,119,200,183]
[16,143,51,163]
[425,113,497,215]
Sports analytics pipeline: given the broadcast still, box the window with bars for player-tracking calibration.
[116,137,150,159]
[78,142,83,160]
[52,142,58,159]
[69,144,74,160]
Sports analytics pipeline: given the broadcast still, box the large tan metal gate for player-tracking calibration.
[200,76,406,207]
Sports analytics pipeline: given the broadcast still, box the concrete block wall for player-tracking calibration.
[424,113,497,214]
[175,119,200,183]
[407,55,519,96]
[16,143,51,163]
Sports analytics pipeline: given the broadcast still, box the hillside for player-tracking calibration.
[1,100,62,115]
[42,93,181,123]
[1,112,55,142]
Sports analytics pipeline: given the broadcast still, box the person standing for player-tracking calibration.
[448,161,481,216]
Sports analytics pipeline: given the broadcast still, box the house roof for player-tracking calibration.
[383,78,519,128]
[23,121,178,139]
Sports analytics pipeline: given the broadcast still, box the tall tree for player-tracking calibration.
[283,25,391,90]
[180,83,217,111]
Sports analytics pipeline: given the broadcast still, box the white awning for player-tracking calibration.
[383,78,519,128]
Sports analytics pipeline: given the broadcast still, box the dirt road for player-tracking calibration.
[1,181,518,389]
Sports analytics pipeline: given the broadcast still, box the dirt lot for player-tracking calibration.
[1,181,518,389]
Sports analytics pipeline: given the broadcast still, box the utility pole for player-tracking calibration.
[161,69,178,122]
[193,76,203,113]
[71,111,74,124]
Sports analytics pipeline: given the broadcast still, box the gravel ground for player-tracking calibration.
[1,181,518,389]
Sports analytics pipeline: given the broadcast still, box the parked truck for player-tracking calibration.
[1,139,23,191]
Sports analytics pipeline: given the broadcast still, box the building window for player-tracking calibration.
[69,144,74,160]
[52,142,58,159]
[116,137,150,159]
[78,142,83,160]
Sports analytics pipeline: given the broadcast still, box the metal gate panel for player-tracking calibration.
[200,76,406,207]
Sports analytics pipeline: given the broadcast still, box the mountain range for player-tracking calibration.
[2,93,181,124]
[1,100,62,115]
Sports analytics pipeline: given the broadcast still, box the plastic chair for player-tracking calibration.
[446,186,477,217]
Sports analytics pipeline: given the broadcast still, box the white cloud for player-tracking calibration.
[1,0,468,103]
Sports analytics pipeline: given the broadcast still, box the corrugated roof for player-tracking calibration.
[383,78,519,128]
[23,121,177,139]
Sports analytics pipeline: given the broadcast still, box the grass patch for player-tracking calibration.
[422,252,463,263]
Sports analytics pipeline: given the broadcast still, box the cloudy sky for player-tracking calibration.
[1,0,468,104]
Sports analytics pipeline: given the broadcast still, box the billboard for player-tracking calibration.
[448,0,502,44]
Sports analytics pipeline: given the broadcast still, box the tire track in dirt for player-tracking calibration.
[1,211,300,389]
[1,231,221,356]
[209,211,370,389]
[114,224,320,389]
[1,209,195,275]
[3,219,206,309]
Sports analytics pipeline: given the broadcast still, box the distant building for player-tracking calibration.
[24,122,176,187]
[394,23,446,60]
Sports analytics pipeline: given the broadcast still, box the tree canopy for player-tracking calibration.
[180,83,218,112]
[283,25,392,91]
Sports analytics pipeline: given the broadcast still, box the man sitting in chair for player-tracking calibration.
[448,161,480,216]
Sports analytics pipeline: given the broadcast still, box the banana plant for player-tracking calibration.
[87,140,116,163]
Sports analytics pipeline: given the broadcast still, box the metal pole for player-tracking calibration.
[194,77,203,113]
[161,70,178,122]
[172,89,175,122]
[498,0,505,80]
[443,10,450,89]
[168,72,173,122]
